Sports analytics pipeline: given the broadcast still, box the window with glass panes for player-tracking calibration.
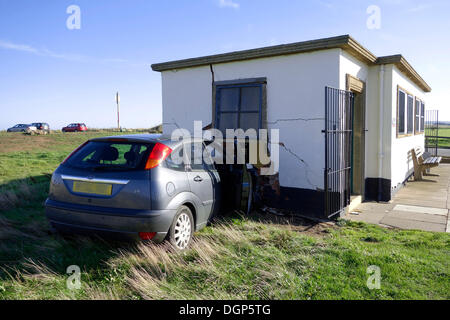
[415,99,425,134]
[397,87,415,137]
[215,80,264,134]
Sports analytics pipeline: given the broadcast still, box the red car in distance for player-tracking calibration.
[62,123,88,132]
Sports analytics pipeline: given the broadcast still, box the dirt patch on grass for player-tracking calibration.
[288,221,336,236]
[231,209,337,237]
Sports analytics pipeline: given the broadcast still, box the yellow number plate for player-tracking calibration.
[72,181,112,196]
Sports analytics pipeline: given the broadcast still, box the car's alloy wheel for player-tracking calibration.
[169,206,193,250]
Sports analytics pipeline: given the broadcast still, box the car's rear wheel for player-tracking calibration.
[168,205,194,250]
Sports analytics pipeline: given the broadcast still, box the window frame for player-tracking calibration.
[414,98,425,135]
[396,85,415,138]
[183,142,215,172]
[164,145,186,172]
[212,78,267,134]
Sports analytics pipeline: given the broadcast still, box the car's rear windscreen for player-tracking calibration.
[64,141,155,171]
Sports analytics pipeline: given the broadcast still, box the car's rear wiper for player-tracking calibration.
[91,165,133,171]
[91,166,111,171]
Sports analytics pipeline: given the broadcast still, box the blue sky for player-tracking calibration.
[0,0,449,130]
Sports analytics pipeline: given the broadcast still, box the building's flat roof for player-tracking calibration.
[376,54,431,92]
[151,34,431,92]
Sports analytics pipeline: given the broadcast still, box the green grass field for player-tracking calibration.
[0,132,449,300]
[437,128,450,147]
[426,126,450,148]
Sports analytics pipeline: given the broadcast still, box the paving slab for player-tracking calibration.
[392,204,448,216]
[391,198,447,209]
[380,216,446,232]
[346,211,386,224]
[385,210,447,224]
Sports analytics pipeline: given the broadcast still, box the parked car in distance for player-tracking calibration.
[62,123,88,132]
[45,134,220,249]
[7,124,37,133]
[31,122,50,134]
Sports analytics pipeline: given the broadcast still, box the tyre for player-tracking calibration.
[168,205,194,250]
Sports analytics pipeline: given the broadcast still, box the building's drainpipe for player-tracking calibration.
[378,64,385,201]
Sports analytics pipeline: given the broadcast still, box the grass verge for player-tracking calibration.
[0,131,449,300]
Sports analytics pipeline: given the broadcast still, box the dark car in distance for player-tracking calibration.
[45,134,220,250]
[62,123,88,132]
[32,122,50,134]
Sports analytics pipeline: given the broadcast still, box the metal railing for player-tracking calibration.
[425,110,449,157]
[324,87,354,218]
[425,135,450,157]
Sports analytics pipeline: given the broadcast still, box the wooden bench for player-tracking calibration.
[410,147,441,181]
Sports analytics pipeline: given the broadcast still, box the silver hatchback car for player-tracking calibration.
[7,124,37,133]
[45,134,221,249]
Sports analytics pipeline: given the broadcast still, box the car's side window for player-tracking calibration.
[186,142,215,171]
[188,143,204,171]
[165,146,185,171]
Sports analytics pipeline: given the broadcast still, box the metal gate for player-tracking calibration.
[425,110,439,156]
[324,87,354,218]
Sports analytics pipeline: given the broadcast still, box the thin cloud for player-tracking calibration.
[0,40,90,62]
[0,40,39,54]
[0,39,147,67]
[407,4,431,12]
[218,0,240,9]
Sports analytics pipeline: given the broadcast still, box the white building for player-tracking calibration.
[151,35,431,219]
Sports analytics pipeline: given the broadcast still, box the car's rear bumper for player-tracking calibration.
[45,199,176,242]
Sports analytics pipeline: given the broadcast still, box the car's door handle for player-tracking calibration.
[194,176,203,182]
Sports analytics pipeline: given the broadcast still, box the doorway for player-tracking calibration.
[347,74,366,197]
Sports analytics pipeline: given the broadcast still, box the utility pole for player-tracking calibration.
[116,91,120,131]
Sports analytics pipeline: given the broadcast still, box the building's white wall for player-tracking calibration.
[161,49,341,190]
[339,51,375,180]
[162,66,212,130]
[390,66,427,190]
[365,64,393,182]
[338,53,394,185]
[381,65,394,182]
[339,50,369,88]
[160,48,427,194]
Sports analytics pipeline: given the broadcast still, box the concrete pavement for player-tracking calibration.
[345,164,450,233]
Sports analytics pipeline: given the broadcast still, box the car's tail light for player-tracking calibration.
[139,232,156,240]
[145,143,172,170]
[62,141,89,164]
